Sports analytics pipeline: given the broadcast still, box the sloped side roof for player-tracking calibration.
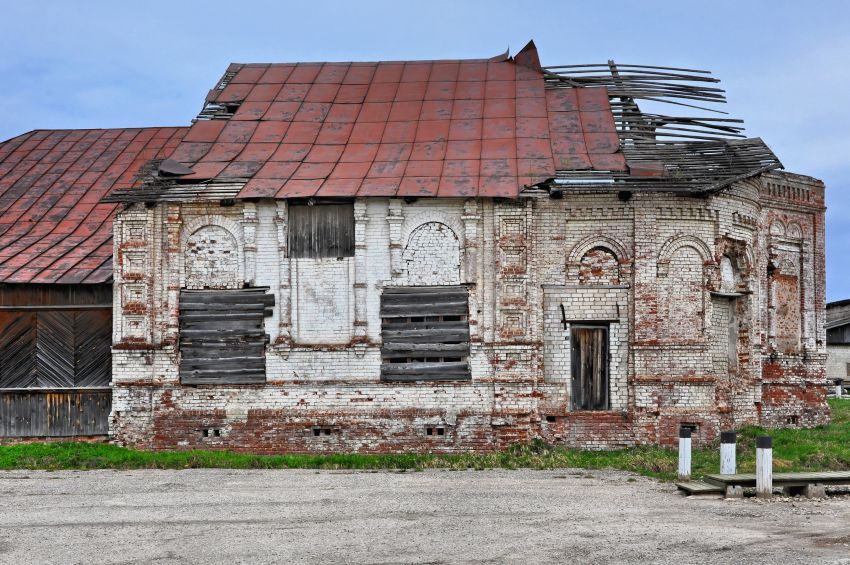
[0,127,186,283]
[159,42,622,200]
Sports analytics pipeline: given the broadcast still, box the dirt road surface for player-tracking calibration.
[1,468,848,564]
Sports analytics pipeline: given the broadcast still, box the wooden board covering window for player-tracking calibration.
[179,288,273,385]
[380,286,471,382]
[570,325,609,410]
[288,201,354,259]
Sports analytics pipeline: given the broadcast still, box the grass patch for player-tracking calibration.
[2,399,848,482]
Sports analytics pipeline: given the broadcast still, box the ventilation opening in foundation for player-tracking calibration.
[426,426,446,436]
[680,423,698,441]
[312,427,333,437]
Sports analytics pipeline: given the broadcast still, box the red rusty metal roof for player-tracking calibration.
[168,41,622,199]
[0,127,187,284]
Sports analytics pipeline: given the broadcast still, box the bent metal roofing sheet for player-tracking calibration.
[0,127,186,284]
[163,41,623,200]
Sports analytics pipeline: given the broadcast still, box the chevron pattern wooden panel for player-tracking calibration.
[36,311,76,387]
[0,309,111,389]
[0,311,38,388]
[74,310,112,387]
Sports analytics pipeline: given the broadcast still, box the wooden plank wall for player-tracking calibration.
[0,389,111,437]
[179,288,274,385]
[380,286,471,382]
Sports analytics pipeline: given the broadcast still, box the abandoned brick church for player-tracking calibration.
[0,42,829,450]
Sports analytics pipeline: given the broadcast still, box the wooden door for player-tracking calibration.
[571,325,609,410]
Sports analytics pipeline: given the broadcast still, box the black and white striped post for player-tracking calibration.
[678,427,692,481]
[720,431,736,475]
[756,435,773,498]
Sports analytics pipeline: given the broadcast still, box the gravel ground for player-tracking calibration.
[0,468,849,564]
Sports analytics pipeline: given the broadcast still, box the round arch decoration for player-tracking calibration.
[656,234,713,277]
[566,234,631,280]
[401,221,461,286]
[180,215,244,289]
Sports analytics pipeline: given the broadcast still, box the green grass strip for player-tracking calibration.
[1,399,847,481]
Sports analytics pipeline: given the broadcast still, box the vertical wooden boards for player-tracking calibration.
[288,202,354,259]
[570,325,609,410]
[178,288,273,385]
[380,286,471,382]
[0,389,111,437]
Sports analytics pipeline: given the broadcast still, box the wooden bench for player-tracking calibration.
[678,471,850,498]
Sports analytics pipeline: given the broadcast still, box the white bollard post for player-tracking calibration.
[720,431,736,475]
[756,436,773,499]
[678,427,692,481]
[835,380,844,399]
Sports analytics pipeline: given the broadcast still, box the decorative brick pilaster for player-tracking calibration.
[275,201,292,355]
[353,200,369,354]
[387,199,404,278]
[242,202,258,286]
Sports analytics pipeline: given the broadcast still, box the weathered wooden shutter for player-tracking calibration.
[288,202,354,259]
[380,286,470,382]
[179,288,274,385]
[570,325,609,410]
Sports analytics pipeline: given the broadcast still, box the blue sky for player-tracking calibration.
[2,1,848,299]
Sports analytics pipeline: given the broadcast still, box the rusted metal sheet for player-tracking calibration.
[0,129,187,284]
[0,389,111,437]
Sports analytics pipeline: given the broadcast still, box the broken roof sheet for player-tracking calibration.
[151,41,623,200]
[0,127,186,284]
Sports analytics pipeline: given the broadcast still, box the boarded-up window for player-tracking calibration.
[570,325,609,410]
[179,288,273,385]
[288,201,354,259]
[380,286,470,382]
[0,310,111,389]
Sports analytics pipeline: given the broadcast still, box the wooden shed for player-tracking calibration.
[0,127,185,438]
